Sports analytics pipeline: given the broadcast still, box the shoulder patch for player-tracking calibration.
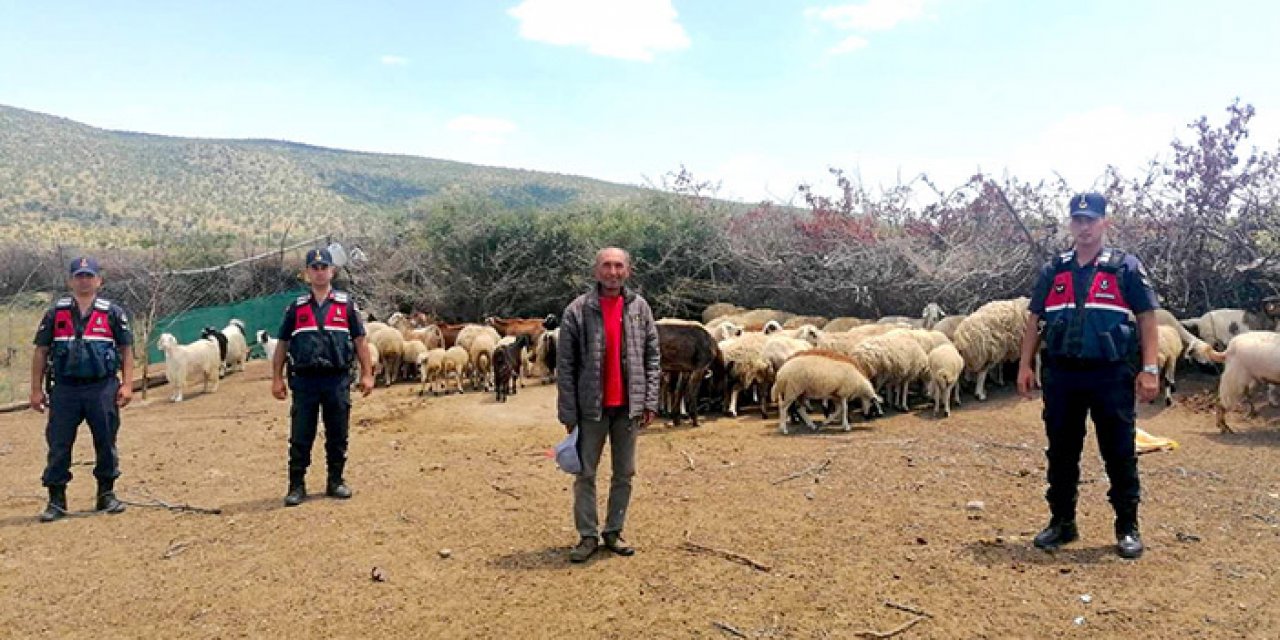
[93,298,112,311]
[296,295,310,306]
[332,291,349,303]
[55,297,73,308]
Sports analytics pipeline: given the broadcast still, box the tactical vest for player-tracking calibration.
[1040,248,1137,363]
[286,290,355,374]
[50,297,119,381]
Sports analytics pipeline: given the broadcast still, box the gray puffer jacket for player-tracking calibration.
[556,284,661,425]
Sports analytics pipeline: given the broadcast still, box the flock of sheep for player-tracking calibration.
[146,294,1280,435]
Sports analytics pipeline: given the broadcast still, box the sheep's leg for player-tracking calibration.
[796,398,820,432]
[839,398,852,431]
[728,386,740,418]
[952,382,962,407]
[932,381,941,416]
[974,369,988,401]
[777,398,792,435]
[1217,404,1234,433]
[688,367,705,427]
[759,382,770,420]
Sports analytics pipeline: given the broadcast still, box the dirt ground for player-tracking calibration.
[1,360,1279,639]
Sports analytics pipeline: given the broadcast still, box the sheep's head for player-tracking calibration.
[543,314,560,330]
[921,302,946,328]
[762,320,783,335]
[256,330,269,343]
[158,333,177,350]
[795,324,822,345]
[1184,340,1216,365]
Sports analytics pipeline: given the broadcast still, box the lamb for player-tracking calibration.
[440,345,470,394]
[493,335,531,402]
[927,343,964,417]
[256,329,279,362]
[369,326,405,386]
[707,320,743,342]
[850,332,929,412]
[876,302,946,329]
[468,332,497,391]
[400,340,428,382]
[953,297,1030,401]
[417,348,447,395]
[157,333,222,402]
[1207,332,1280,433]
[771,350,882,434]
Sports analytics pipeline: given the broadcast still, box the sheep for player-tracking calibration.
[469,333,497,391]
[440,345,470,394]
[390,313,444,350]
[369,326,405,387]
[927,343,965,417]
[1180,309,1259,351]
[818,323,907,357]
[219,319,249,374]
[877,302,945,329]
[932,314,965,341]
[702,302,746,324]
[657,319,722,427]
[455,324,501,354]
[157,333,221,402]
[782,315,829,329]
[493,335,531,402]
[199,327,227,373]
[1205,332,1280,432]
[761,335,814,377]
[823,317,872,332]
[718,332,772,418]
[1152,308,1212,364]
[400,340,428,382]
[771,350,882,434]
[850,332,929,412]
[953,297,1030,401]
[1154,325,1182,406]
[256,329,279,362]
[366,341,383,384]
[707,320,743,342]
[417,348,447,395]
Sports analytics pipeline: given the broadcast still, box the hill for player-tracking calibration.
[0,104,655,247]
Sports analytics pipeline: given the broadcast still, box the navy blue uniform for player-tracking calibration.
[1029,248,1158,518]
[33,297,133,487]
[277,290,365,479]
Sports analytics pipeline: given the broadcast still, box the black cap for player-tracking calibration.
[1069,193,1106,219]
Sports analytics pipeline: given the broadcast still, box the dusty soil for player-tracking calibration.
[1,361,1279,639]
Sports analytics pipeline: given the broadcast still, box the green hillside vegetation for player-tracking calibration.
[0,105,655,247]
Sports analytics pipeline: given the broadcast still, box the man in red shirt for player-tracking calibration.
[557,247,661,563]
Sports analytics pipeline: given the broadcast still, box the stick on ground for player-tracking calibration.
[771,458,832,485]
[712,620,748,638]
[854,615,926,639]
[681,450,695,471]
[681,532,772,572]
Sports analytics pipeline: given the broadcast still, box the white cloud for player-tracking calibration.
[508,0,691,62]
[380,55,409,66]
[446,115,519,145]
[806,0,930,54]
[828,35,869,54]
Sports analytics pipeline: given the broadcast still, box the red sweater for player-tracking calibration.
[600,294,625,408]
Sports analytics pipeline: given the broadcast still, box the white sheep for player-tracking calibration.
[823,316,872,332]
[369,327,405,386]
[1153,308,1212,364]
[157,333,221,402]
[400,340,428,382]
[1208,332,1280,433]
[1180,308,1256,350]
[761,335,814,377]
[256,329,279,363]
[469,333,497,391]
[441,345,470,394]
[771,350,882,434]
[877,302,946,329]
[927,343,964,417]
[417,348,447,395]
[455,324,501,353]
[953,297,1029,401]
[718,332,772,418]
[1154,324,1182,406]
[707,320,743,342]
[850,331,929,412]
[932,314,965,341]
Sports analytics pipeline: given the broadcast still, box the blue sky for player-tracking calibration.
[2,0,1277,202]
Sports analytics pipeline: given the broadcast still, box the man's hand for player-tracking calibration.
[1016,365,1037,399]
[641,409,655,428]
[29,389,46,413]
[272,377,288,400]
[358,373,375,397]
[116,384,133,408]
[1136,372,1159,403]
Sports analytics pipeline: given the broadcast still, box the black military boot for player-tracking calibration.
[39,485,68,522]
[284,472,307,507]
[1115,503,1144,559]
[96,478,126,514]
[326,473,352,499]
[1033,500,1079,550]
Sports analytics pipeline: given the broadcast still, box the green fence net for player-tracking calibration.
[147,289,305,363]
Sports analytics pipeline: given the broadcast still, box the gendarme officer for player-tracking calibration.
[271,248,374,506]
[30,257,135,521]
[1017,193,1161,559]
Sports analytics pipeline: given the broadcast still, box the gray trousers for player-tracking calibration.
[573,408,638,539]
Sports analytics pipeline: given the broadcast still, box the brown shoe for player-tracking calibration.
[569,536,599,563]
[602,532,635,556]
